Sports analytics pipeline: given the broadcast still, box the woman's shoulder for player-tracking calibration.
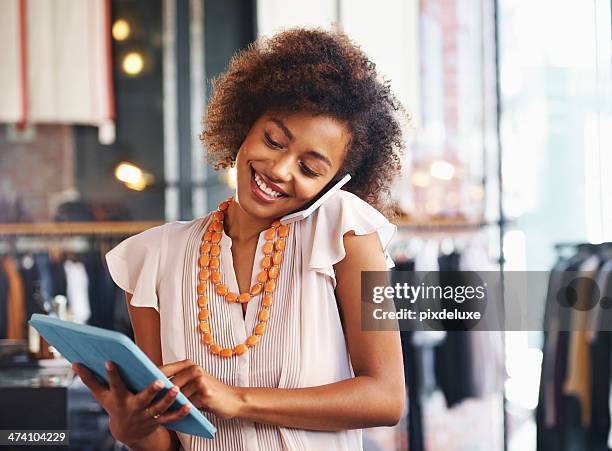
[303,190,396,283]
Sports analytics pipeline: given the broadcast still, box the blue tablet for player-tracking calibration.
[28,313,216,439]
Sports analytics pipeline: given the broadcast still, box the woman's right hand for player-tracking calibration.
[72,360,191,447]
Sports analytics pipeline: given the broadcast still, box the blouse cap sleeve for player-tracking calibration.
[105,224,166,312]
[307,190,396,284]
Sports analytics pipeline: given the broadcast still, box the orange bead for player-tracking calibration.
[254,322,267,335]
[197,282,206,294]
[264,280,276,292]
[199,321,209,333]
[220,348,233,358]
[264,228,276,240]
[278,225,289,237]
[210,344,221,355]
[203,231,212,241]
[246,335,260,347]
[216,284,228,296]
[259,309,270,322]
[239,293,251,303]
[257,270,268,283]
[197,295,208,307]
[272,252,283,265]
[198,309,209,321]
[271,220,281,228]
[210,258,220,269]
[211,271,221,283]
[219,201,229,211]
[202,333,214,345]
[234,344,248,356]
[268,266,279,279]
[225,292,238,303]
[198,255,210,267]
[212,221,223,232]
[210,244,221,257]
[198,268,209,280]
[263,241,274,254]
[262,295,273,307]
[212,211,224,221]
[275,239,285,251]
[200,242,211,254]
[211,232,222,243]
[250,283,263,296]
[262,256,271,269]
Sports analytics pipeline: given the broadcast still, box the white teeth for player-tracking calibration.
[254,172,282,197]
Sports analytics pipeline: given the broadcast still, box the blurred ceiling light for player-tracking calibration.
[225,167,237,189]
[115,162,154,191]
[430,160,455,181]
[411,170,430,187]
[122,52,144,76]
[112,19,130,41]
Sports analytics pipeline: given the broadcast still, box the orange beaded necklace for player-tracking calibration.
[196,197,289,358]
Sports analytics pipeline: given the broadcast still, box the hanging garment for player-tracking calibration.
[0,265,9,338]
[34,253,53,307]
[2,256,26,339]
[84,250,116,329]
[19,254,46,322]
[64,259,91,324]
[106,190,396,451]
[0,0,115,142]
[563,254,600,427]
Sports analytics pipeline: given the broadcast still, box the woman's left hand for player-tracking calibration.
[158,359,243,420]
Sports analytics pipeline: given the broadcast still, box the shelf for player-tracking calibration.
[0,221,163,236]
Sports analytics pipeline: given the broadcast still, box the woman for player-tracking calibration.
[73,27,406,450]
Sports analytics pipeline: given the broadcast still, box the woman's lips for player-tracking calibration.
[249,168,287,203]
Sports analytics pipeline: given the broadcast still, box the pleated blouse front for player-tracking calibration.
[105,190,396,451]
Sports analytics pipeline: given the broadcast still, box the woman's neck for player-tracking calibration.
[224,199,273,243]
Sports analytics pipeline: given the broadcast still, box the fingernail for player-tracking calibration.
[170,386,179,394]
[105,361,111,371]
[154,380,163,389]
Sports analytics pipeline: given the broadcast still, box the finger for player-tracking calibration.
[158,359,196,378]
[147,385,180,418]
[72,363,108,400]
[133,379,165,410]
[180,379,201,399]
[157,404,191,424]
[105,361,129,398]
[166,365,204,390]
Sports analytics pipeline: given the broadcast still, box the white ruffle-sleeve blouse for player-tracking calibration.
[105,190,396,451]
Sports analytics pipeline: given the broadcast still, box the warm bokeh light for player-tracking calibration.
[122,52,144,75]
[430,160,455,181]
[411,170,430,187]
[114,162,153,191]
[112,19,130,41]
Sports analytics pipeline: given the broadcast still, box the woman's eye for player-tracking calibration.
[264,133,282,149]
[300,162,320,178]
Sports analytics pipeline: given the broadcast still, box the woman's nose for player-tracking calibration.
[267,154,293,183]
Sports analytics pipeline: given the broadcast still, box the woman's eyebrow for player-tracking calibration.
[269,117,332,168]
[304,150,332,168]
[270,118,294,141]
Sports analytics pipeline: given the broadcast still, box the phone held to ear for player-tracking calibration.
[280,173,351,225]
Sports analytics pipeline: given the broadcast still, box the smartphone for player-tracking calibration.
[280,173,352,225]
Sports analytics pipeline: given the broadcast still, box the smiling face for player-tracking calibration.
[234,111,351,220]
